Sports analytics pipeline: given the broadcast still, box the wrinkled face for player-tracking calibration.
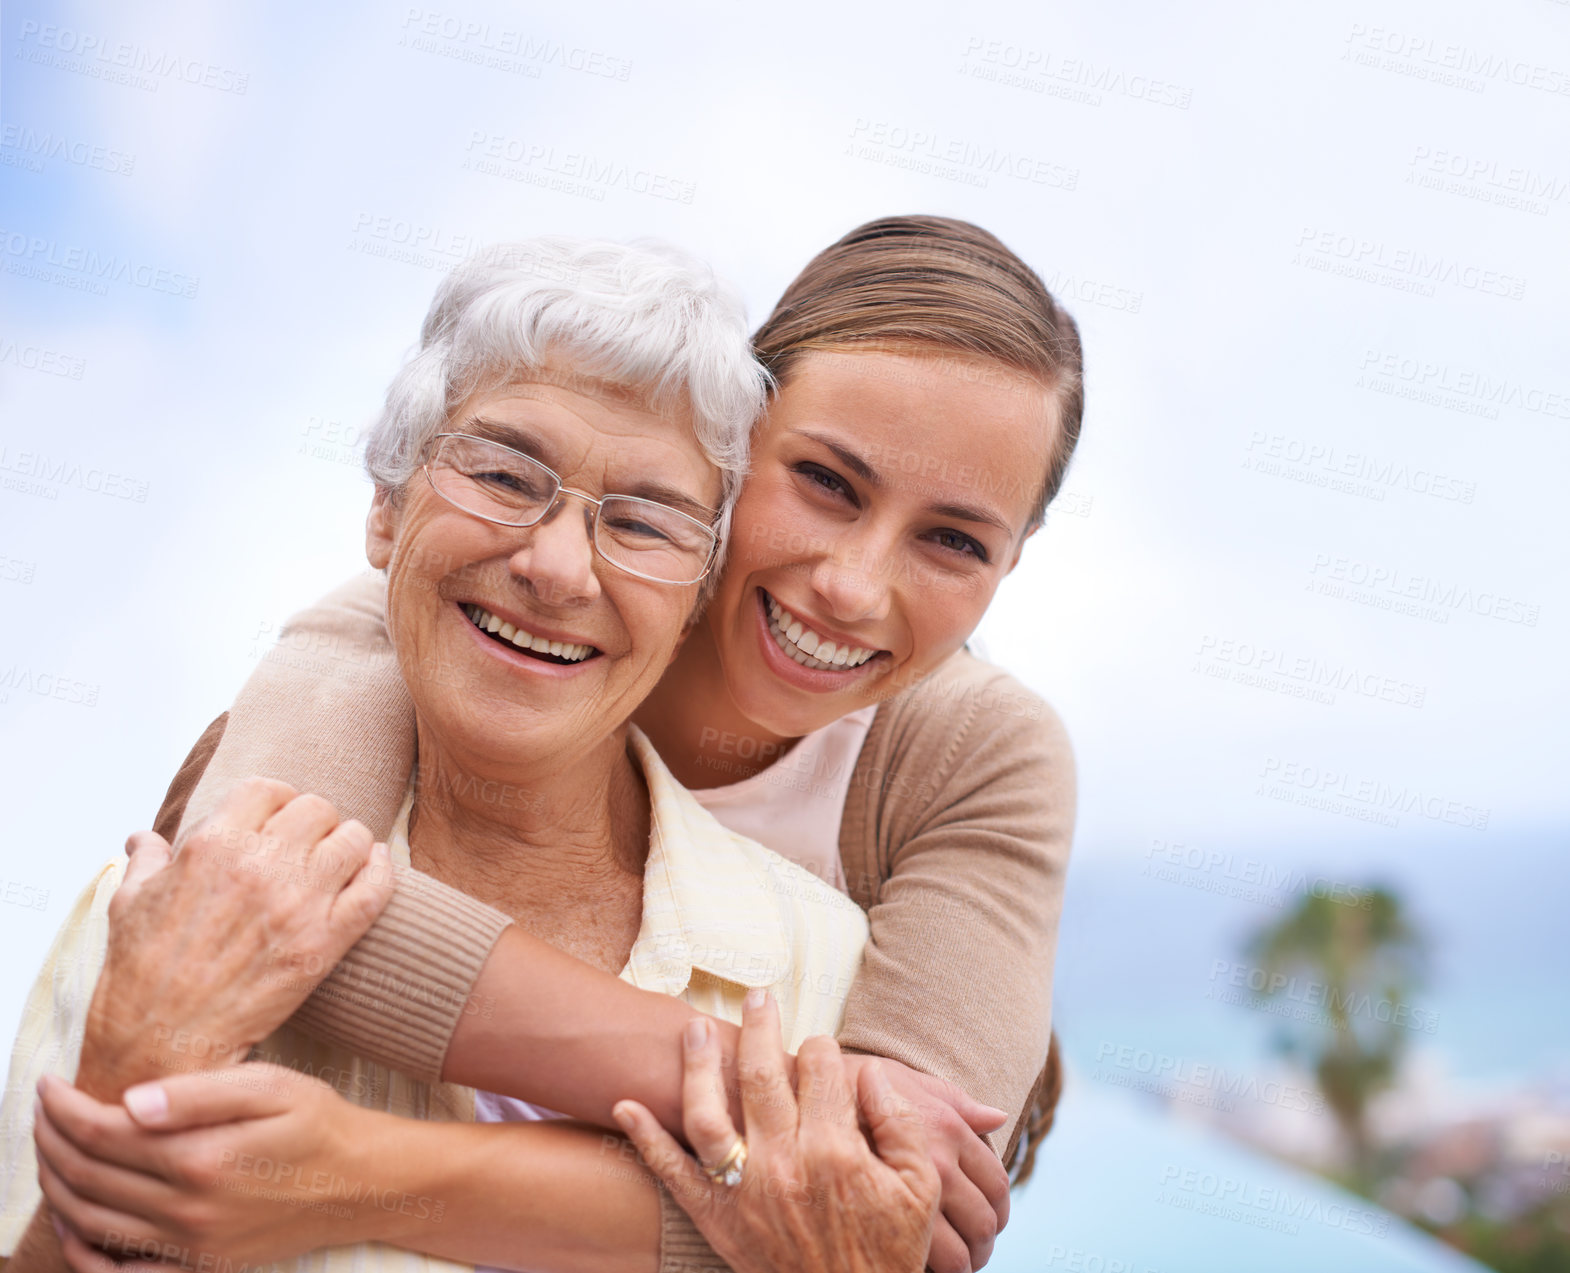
[368,372,723,780]
[702,348,1055,739]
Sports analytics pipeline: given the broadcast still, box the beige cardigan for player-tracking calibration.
[153,572,1076,1270]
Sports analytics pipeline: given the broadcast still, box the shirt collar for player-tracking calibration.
[623,725,791,996]
[386,728,793,998]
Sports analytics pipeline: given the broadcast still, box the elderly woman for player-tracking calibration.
[1,239,941,1273]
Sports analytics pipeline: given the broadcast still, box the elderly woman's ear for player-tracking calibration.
[365,486,399,569]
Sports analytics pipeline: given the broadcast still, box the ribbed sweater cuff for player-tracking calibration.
[288,865,512,1083]
[658,1188,731,1273]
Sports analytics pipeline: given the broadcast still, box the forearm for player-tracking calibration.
[72,1035,163,1104]
[352,1113,661,1273]
[74,958,230,1106]
[75,997,212,1104]
[446,926,771,1135]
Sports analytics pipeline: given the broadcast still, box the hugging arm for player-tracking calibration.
[3,777,393,1273]
[143,766,999,1271]
[37,1068,665,1273]
[150,576,1065,1270]
[831,663,1076,1267]
[835,660,1077,1163]
[34,999,936,1273]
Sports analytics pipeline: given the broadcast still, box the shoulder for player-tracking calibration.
[282,569,389,636]
[863,648,1075,805]
[731,831,868,927]
[0,863,122,1247]
[21,861,122,1029]
[728,833,867,1038]
[722,832,869,994]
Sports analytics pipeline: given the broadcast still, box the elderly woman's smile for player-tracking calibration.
[366,376,724,786]
[458,601,601,666]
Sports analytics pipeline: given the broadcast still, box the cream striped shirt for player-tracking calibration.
[0,726,869,1269]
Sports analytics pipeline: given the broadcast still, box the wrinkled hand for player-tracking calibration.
[33,1065,379,1272]
[80,778,392,1098]
[614,992,940,1273]
[839,1053,1011,1272]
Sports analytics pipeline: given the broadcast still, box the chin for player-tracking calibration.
[733,679,835,740]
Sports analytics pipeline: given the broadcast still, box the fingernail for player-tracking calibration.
[744,988,767,1011]
[685,1017,709,1050]
[981,1104,1007,1119]
[51,1212,65,1241]
[124,1082,169,1125]
[612,1102,636,1132]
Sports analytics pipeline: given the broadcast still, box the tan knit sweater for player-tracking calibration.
[154,572,1075,1272]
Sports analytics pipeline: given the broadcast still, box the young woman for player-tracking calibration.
[38,216,1082,1273]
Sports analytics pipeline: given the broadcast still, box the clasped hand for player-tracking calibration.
[78,777,392,1100]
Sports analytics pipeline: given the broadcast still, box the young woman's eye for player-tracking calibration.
[793,462,856,504]
[929,529,989,562]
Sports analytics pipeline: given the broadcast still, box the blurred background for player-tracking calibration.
[2,1,1566,1269]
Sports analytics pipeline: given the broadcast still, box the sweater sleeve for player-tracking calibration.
[155,572,513,1085]
[177,570,415,844]
[835,656,1076,1158]
[657,1191,732,1272]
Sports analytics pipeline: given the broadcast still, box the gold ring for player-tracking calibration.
[702,1135,748,1187]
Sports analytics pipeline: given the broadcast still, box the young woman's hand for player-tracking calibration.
[79,779,392,1098]
[33,1064,395,1272]
[838,1052,1012,1271]
[614,991,941,1273]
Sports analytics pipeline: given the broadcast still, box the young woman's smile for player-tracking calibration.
[752,585,888,690]
[638,345,1058,780]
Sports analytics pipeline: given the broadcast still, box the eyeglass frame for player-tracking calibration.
[420,431,722,586]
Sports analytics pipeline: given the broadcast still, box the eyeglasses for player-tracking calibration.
[421,433,720,586]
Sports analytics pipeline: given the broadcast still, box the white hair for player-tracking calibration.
[363,237,767,591]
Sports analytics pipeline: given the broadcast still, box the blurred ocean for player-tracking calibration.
[986,832,1567,1269]
[993,1082,1491,1272]
[1052,831,1570,1084]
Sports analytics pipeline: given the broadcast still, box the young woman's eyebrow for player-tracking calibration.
[797,430,879,484]
[926,501,1013,534]
[798,428,1012,533]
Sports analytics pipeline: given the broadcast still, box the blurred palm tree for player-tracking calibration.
[1244,886,1427,1188]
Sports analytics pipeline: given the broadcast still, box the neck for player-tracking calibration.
[406,723,650,921]
[635,619,798,787]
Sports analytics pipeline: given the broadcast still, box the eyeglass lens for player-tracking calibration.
[426,434,714,584]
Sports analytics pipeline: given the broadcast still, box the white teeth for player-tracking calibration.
[762,591,876,673]
[464,605,596,664]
